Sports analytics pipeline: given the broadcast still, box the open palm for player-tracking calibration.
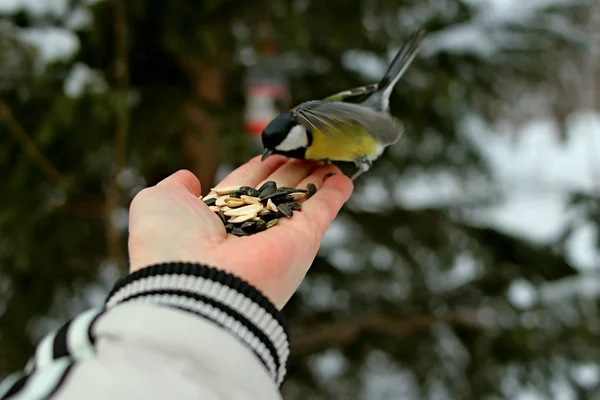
[128,155,353,309]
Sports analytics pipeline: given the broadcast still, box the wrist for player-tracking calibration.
[104,262,290,386]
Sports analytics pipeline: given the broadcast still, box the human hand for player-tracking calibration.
[127,155,353,309]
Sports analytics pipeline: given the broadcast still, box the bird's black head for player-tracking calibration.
[261,111,311,161]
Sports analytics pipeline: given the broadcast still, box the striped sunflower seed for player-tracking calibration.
[258,181,276,192]
[266,219,278,229]
[291,192,306,201]
[277,203,293,217]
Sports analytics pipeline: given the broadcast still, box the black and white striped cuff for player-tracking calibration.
[104,262,290,386]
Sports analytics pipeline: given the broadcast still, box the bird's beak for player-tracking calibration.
[261,148,273,161]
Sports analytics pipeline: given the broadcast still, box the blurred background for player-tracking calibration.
[0,0,599,398]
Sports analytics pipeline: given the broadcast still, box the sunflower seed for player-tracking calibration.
[209,206,220,212]
[225,198,245,207]
[259,186,276,200]
[241,221,255,231]
[229,191,243,199]
[289,202,302,211]
[248,188,261,197]
[232,227,249,236]
[258,181,276,192]
[279,187,298,194]
[241,195,260,205]
[323,172,337,182]
[218,210,227,224]
[239,186,251,194]
[277,203,293,217]
[306,183,317,196]
[215,195,230,207]
[266,219,278,229]
[291,192,306,201]
[225,224,234,232]
[223,203,263,217]
[229,213,258,223]
[259,208,271,216]
[202,192,218,201]
[267,198,278,212]
[255,219,267,232]
[211,186,242,196]
[203,197,217,206]
[261,211,283,222]
[252,216,261,221]
[220,206,232,212]
[273,194,294,205]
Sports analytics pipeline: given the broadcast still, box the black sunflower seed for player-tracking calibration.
[203,197,216,206]
[229,191,242,199]
[255,219,267,232]
[259,186,277,200]
[323,172,337,182]
[232,227,249,236]
[277,187,298,194]
[241,221,256,232]
[261,212,283,222]
[247,188,261,197]
[306,183,317,196]
[289,202,302,211]
[225,223,234,233]
[218,210,227,224]
[239,186,251,195]
[277,203,293,217]
[258,181,276,192]
[272,194,294,205]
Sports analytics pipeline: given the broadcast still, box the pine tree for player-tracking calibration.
[0,0,596,398]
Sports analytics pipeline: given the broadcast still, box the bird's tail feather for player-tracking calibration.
[377,28,426,106]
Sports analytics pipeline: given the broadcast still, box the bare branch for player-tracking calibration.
[105,0,130,272]
[289,311,477,359]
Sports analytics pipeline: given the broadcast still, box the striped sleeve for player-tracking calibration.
[0,308,105,399]
[104,262,290,386]
[0,262,289,399]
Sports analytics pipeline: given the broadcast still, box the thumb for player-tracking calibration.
[155,169,202,197]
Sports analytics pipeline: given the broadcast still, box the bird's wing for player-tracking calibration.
[295,101,403,146]
[322,83,380,104]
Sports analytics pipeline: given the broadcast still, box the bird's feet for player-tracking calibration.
[350,156,372,181]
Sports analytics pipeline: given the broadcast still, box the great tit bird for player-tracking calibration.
[260,29,425,180]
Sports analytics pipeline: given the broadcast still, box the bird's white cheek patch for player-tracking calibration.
[275,125,308,152]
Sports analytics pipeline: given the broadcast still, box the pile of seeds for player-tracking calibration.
[200,181,317,236]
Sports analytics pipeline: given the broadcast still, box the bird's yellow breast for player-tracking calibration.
[305,130,379,162]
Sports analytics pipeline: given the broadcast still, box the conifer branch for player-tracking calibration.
[0,100,71,192]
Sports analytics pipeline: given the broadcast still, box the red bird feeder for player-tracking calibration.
[243,45,289,137]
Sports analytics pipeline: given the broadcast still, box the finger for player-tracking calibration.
[258,159,318,189]
[296,164,344,192]
[299,168,354,237]
[212,155,288,190]
[155,169,202,197]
